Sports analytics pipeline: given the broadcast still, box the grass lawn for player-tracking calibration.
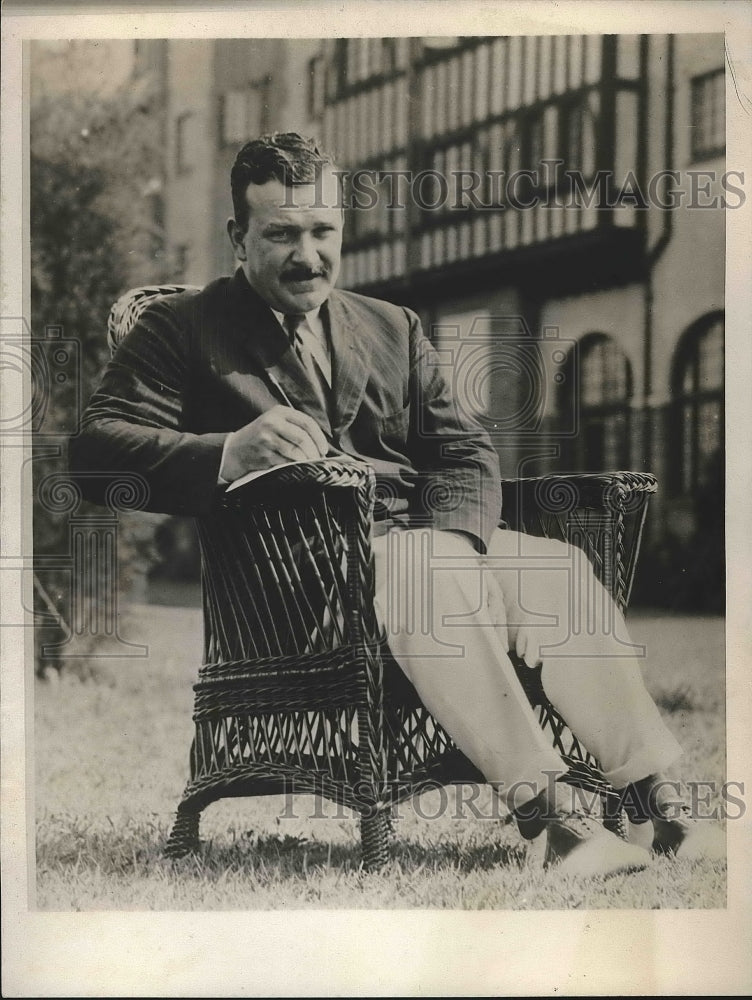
[34,605,727,910]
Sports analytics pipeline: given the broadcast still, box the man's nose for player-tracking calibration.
[290,234,320,269]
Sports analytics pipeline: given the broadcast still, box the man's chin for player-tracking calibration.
[279,283,331,313]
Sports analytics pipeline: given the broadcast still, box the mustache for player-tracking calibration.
[282,267,327,282]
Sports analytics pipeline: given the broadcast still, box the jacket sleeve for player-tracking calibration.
[68,298,227,516]
[405,308,502,552]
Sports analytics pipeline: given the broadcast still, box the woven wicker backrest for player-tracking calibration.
[107,283,200,356]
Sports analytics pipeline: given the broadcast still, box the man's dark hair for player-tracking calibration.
[230,132,336,232]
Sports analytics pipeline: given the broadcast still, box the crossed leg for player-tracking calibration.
[372,526,682,810]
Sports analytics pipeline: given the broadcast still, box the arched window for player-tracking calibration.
[671,313,724,494]
[561,333,633,471]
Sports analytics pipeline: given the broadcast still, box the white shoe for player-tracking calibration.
[545,809,650,877]
[651,805,726,861]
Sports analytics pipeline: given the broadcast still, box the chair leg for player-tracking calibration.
[164,807,201,858]
[360,809,390,872]
[384,804,397,842]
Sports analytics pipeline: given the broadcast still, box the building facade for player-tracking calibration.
[138,34,726,608]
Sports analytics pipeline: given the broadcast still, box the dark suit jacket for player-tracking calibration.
[69,269,502,550]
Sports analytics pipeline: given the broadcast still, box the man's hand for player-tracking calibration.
[220,406,328,482]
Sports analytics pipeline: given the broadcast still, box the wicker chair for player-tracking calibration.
[107,285,657,871]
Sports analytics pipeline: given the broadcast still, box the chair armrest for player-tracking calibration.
[219,457,375,509]
[499,471,657,515]
[499,471,658,613]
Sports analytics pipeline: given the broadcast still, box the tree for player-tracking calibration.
[31,67,169,676]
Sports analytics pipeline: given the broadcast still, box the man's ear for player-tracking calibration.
[227,218,246,260]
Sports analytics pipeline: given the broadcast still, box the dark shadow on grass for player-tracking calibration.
[38,817,526,884]
[182,833,361,875]
[388,836,527,871]
[163,830,526,878]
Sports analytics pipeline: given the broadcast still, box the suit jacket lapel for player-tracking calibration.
[326,291,371,435]
[225,269,332,435]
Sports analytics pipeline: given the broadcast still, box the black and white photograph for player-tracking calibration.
[2,1,751,996]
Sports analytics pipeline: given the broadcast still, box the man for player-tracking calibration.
[69,132,723,876]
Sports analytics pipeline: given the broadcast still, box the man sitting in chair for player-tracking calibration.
[69,132,723,876]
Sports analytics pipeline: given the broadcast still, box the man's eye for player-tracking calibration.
[267,230,294,242]
[314,227,336,238]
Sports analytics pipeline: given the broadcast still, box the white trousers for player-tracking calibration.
[373,527,682,810]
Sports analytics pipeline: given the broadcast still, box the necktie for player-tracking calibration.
[283,313,331,418]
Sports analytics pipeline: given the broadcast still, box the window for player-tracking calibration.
[691,69,725,161]
[219,84,266,146]
[525,108,545,174]
[562,100,582,172]
[175,112,195,174]
[308,56,326,118]
[560,92,598,176]
[672,314,724,494]
[561,334,632,471]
